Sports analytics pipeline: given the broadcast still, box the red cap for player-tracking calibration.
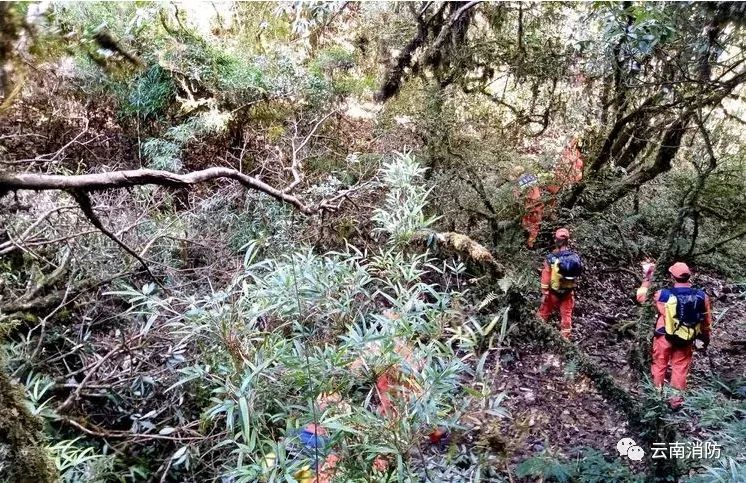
[668,262,691,279]
[555,228,570,240]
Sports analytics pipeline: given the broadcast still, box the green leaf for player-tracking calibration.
[239,396,251,446]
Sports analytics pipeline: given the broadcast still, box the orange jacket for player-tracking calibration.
[636,281,712,336]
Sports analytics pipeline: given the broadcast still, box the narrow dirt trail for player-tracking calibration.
[464,255,649,475]
[428,250,744,481]
[564,259,744,396]
[484,252,745,478]
[571,259,642,394]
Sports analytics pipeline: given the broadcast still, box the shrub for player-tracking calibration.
[516,448,644,482]
[372,152,440,246]
[117,64,173,120]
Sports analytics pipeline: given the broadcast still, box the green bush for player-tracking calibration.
[142,138,182,172]
[516,449,644,482]
[117,64,173,120]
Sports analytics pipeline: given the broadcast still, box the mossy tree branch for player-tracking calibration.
[0,357,57,482]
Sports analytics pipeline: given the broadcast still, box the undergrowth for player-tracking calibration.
[7,154,512,481]
[515,448,645,483]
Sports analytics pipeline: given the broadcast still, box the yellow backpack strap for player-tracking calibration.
[663,290,678,335]
[549,256,562,291]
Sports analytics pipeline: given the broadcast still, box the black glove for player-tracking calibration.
[698,333,710,350]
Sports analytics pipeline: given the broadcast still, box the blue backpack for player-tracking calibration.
[661,287,706,345]
[548,250,583,293]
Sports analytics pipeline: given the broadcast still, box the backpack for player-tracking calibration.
[548,250,583,293]
[661,287,706,346]
[517,173,538,189]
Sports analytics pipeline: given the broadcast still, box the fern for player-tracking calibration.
[477,291,499,311]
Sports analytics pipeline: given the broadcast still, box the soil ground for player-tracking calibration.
[456,255,746,481]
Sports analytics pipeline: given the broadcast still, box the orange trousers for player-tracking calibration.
[522,207,543,248]
[521,186,544,248]
[651,335,693,391]
[538,291,574,338]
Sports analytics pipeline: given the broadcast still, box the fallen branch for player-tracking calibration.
[1,127,102,166]
[0,270,128,316]
[0,166,320,214]
[0,229,99,255]
[411,230,504,276]
[0,250,71,316]
[55,339,147,414]
[57,416,206,442]
[0,205,76,253]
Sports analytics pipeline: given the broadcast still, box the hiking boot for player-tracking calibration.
[668,395,684,411]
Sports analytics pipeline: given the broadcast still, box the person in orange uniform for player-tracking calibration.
[538,228,582,339]
[546,137,584,210]
[512,138,585,249]
[636,261,712,409]
[510,166,543,249]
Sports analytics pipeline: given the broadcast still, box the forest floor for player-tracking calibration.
[459,251,746,480]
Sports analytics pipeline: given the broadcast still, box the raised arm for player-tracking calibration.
[636,260,656,303]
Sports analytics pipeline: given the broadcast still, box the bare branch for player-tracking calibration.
[375,2,448,102]
[693,113,718,171]
[0,166,320,214]
[0,204,76,253]
[426,0,482,57]
[22,250,71,303]
[285,109,339,193]
[722,109,746,126]
[1,124,100,166]
[56,342,129,413]
[691,226,746,257]
[69,190,161,286]
[316,179,376,212]
[57,416,207,442]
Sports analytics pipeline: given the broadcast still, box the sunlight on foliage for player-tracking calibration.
[373,152,440,246]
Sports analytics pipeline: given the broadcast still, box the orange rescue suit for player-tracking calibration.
[637,281,712,390]
[538,249,574,338]
[516,139,584,248]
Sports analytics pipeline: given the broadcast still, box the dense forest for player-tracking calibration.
[1,2,745,482]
